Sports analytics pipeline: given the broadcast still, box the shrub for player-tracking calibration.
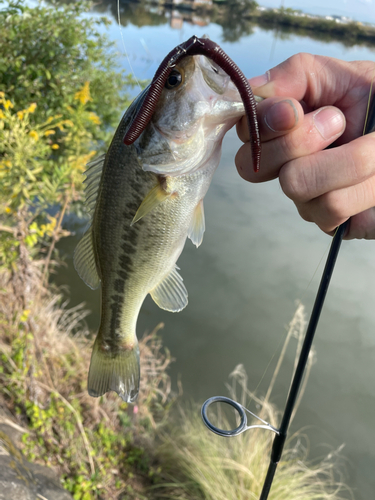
[0,0,142,276]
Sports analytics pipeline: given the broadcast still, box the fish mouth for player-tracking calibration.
[210,99,245,121]
[154,98,244,146]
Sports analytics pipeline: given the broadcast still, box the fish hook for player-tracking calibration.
[123,35,261,173]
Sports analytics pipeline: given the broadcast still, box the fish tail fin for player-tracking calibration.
[87,334,140,403]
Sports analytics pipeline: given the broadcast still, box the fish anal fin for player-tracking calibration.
[150,266,188,312]
[73,227,100,289]
[88,335,140,403]
[187,199,205,248]
[131,182,173,225]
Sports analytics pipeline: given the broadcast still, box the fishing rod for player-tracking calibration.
[202,90,375,499]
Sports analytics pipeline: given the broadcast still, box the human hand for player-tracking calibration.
[236,53,375,239]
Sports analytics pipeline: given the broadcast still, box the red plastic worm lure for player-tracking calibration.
[123,35,261,172]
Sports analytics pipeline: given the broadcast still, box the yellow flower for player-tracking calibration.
[44,129,55,136]
[27,103,37,113]
[29,130,39,141]
[74,81,92,105]
[0,110,4,120]
[4,99,13,110]
[20,309,31,322]
[0,161,11,171]
[17,110,24,120]
[63,119,74,128]
[88,112,101,125]
[5,207,12,214]
[51,144,59,149]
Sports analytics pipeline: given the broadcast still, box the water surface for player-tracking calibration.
[56,3,375,498]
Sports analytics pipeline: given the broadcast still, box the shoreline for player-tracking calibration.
[143,1,375,46]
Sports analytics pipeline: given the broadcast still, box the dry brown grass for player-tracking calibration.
[153,305,352,500]
[0,261,175,498]
[0,261,352,500]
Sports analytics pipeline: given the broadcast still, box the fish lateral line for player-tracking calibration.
[123,35,261,173]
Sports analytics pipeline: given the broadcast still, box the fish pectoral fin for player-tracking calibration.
[88,335,140,403]
[187,199,205,248]
[150,266,188,312]
[73,227,100,289]
[131,184,172,225]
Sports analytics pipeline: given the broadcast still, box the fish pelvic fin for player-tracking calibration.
[187,199,205,248]
[87,335,140,403]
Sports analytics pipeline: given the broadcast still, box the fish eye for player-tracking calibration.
[165,69,184,90]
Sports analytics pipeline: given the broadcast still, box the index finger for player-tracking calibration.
[250,53,374,143]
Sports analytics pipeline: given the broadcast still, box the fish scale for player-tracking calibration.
[74,53,247,402]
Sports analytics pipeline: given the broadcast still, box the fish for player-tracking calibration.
[74,43,259,403]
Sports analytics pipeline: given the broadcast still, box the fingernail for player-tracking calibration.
[249,71,270,88]
[313,107,345,140]
[264,99,298,132]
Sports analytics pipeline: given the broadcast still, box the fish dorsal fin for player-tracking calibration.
[73,228,100,289]
[187,199,205,248]
[73,154,105,290]
[84,154,106,215]
[131,183,172,225]
[150,266,188,312]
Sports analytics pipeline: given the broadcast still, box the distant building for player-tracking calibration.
[170,10,183,28]
[192,14,210,26]
[171,0,213,6]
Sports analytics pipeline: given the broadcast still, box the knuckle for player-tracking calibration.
[283,52,313,72]
[349,134,375,181]
[320,190,349,227]
[296,204,314,223]
[279,163,296,199]
[279,157,311,203]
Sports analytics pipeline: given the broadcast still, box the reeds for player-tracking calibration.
[154,304,351,500]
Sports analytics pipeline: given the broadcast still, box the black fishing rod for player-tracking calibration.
[202,91,375,499]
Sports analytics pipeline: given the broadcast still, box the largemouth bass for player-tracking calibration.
[74,43,257,403]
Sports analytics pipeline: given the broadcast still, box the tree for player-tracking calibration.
[0,0,142,282]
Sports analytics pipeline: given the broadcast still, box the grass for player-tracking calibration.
[0,253,352,499]
[0,258,174,499]
[153,304,352,500]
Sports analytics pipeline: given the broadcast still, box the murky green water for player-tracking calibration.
[55,2,375,498]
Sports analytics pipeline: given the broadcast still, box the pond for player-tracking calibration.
[55,2,375,498]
